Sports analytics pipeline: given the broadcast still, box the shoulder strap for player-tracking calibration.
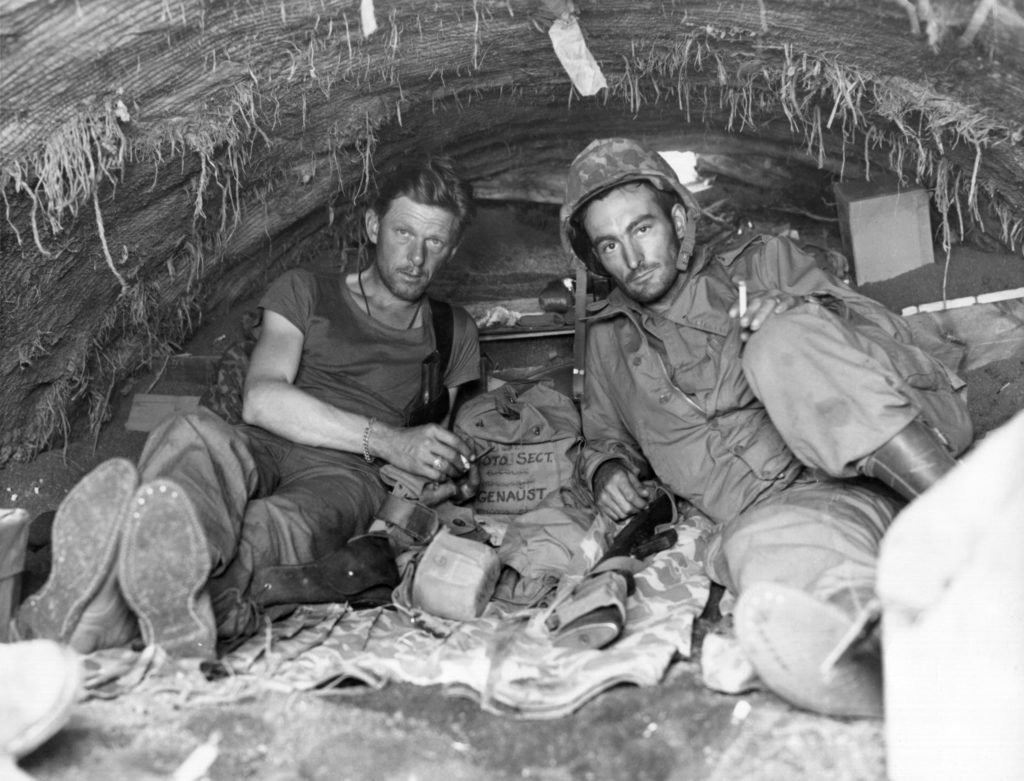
[572,266,588,403]
[428,298,454,377]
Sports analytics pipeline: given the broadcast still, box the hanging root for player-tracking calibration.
[1,186,23,246]
[20,182,54,258]
[92,186,129,294]
[608,29,1018,256]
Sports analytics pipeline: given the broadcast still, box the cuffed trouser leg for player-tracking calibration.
[706,479,901,616]
[137,409,261,571]
[135,409,389,642]
[137,410,263,639]
[742,306,973,477]
[209,448,388,640]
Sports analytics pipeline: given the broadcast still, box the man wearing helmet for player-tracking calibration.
[561,137,973,718]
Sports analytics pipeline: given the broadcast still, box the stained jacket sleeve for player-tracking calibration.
[573,320,651,499]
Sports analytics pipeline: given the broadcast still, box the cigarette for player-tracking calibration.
[460,445,494,471]
[738,280,747,317]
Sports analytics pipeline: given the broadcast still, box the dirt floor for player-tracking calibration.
[5,239,1024,781]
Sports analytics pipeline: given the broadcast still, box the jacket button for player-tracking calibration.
[658,393,670,404]
[633,356,642,366]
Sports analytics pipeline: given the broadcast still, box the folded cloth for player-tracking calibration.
[496,503,593,607]
[218,520,712,720]
[517,312,565,328]
[379,464,431,499]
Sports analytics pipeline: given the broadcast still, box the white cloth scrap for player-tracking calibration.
[548,17,607,96]
[360,0,378,37]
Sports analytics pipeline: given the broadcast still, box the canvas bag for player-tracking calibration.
[454,381,582,515]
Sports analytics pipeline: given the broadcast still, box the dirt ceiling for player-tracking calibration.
[1,0,1024,465]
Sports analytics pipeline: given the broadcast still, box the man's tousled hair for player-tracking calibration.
[372,156,476,241]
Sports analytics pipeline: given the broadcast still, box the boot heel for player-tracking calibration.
[120,480,217,659]
[15,458,138,643]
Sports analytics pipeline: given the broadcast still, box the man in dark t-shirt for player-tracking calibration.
[17,158,481,658]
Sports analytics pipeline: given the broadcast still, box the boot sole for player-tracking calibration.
[734,582,883,719]
[16,458,138,642]
[119,480,216,659]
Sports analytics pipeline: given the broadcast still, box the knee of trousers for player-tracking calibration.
[142,408,228,457]
[741,310,824,382]
[164,407,239,441]
[717,489,892,596]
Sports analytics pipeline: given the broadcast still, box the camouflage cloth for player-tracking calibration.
[216,512,713,719]
[198,310,261,425]
[72,512,713,719]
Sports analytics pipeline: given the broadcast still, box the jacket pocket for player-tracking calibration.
[718,413,795,482]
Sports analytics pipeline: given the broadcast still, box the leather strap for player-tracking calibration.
[402,298,454,426]
[572,266,588,403]
[429,297,453,377]
[590,554,645,579]
[374,492,440,549]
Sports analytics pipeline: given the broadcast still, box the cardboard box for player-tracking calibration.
[834,178,934,285]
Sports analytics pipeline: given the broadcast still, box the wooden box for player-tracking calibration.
[834,178,934,285]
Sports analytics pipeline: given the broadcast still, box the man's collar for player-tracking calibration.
[584,250,730,336]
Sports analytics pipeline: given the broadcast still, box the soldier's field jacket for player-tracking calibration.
[575,234,962,524]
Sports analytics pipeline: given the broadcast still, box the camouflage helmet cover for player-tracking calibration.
[559,137,701,275]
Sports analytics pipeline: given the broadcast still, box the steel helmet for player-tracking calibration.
[559,138,702,275]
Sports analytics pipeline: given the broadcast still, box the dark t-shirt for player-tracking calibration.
[259,269,480,426]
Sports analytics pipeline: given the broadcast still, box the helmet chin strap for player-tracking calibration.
[674,205,700,271]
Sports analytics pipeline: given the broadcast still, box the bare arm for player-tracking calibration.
[241,310,472,481]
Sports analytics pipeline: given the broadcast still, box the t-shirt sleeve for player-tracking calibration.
[444,305,481,389]
[258,269,316,333]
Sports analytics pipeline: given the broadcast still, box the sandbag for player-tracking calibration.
[454,382,582,515]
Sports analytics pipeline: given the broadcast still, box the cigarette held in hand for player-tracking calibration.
[738,280,747,317]
[459,444,494,471]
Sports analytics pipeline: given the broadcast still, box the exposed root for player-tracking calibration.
[92,187,129,294]
[609,29,1019,254]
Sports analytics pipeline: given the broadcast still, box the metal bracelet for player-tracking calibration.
[362,417,377,463]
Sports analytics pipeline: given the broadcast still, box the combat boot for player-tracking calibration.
[857,419,957,501]
[15,459,141,653]
[734,582,883,718]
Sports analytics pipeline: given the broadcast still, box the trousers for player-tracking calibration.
[136,409,388,640]
[704,305,973,614]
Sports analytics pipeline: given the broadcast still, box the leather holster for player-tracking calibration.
[254,535,399,608]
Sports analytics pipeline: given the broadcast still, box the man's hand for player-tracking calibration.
[419,450,481,506]
[452,460,481,503]
[593,461,650,520]
[729,288,802,342]
[373,422,473,483]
